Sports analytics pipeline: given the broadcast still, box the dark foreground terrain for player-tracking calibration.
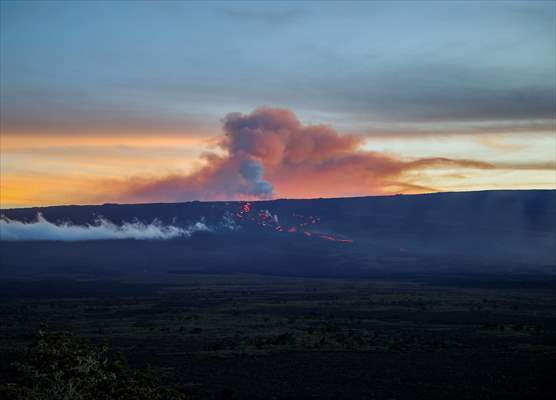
[1,275,555,399]
[1,191,555,398]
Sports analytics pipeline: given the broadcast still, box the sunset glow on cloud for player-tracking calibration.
[3,107,553,207]
[110,107,539,203]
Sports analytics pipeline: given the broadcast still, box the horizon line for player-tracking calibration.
[1,188,554,212]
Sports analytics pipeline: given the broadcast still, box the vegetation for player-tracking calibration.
[1,328,184,400]
[1,276,555,399]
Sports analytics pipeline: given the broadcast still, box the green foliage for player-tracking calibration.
[2,328,185,400]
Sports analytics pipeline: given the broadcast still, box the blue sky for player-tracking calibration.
[2,0,554,133]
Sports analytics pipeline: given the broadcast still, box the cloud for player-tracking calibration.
[112,107,505,202]
[405,157,494,170]
[0,90,218,135]
[358,119,556,139]
[306,64,556,124]
[494,161,556,171]
[2,1,553,140]
[0,214,209,241]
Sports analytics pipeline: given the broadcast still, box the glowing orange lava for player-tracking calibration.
[233,202,353,244]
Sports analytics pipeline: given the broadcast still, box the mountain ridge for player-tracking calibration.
[2,189,554,212]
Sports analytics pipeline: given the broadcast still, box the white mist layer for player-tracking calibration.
[0,214,210,241]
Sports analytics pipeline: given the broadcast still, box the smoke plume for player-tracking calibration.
[239,158,274,197]
[115,107,495,202]
[0,214,209,241]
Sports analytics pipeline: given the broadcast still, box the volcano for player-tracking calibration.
[1,190,554,282]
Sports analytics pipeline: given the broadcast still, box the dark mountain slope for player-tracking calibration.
[1,190,554,281]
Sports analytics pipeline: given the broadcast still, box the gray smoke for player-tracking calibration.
[0,214,210,241]
[239,158,274,198]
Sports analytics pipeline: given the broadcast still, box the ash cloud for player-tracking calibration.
[239,158,274,198]
[0,214,209,241]
[116,107,499,202]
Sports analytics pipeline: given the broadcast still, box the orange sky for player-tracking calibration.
[1,109,554,209]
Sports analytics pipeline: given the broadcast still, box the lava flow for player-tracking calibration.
[232,202,353,244]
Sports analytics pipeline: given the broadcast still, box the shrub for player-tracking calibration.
[1,328,185,400]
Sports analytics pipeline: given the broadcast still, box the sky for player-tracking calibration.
[0,0,555,208]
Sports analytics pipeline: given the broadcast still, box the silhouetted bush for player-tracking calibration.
[1,328,185,400]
